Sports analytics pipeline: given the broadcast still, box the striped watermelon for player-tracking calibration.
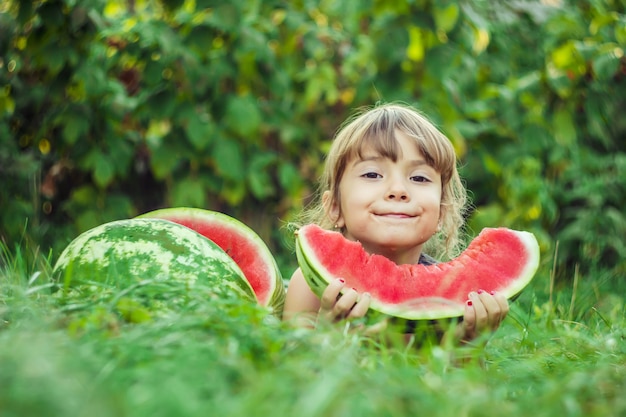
[52,218,255,303]
[296,224,540,320]
[138,208,285,314]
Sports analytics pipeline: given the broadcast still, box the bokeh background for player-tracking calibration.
[1,0,625,282]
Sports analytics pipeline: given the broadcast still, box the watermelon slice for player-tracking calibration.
[139,208,285,313]
[296,224,540,320]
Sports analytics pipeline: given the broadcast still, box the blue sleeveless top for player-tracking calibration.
[418,253,437,266]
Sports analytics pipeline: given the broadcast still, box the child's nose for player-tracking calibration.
[386,180,410,201]
[387,192,408,201]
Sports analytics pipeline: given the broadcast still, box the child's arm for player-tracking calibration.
[283,269,371,327]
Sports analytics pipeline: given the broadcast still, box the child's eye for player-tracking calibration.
[362,172,382,179]
[410,175,430,183]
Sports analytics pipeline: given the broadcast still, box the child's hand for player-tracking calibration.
[317,278,371,324]
[458,290,509,342]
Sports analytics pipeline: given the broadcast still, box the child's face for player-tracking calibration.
[329,130,442,264]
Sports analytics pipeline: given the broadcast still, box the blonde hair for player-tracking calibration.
[298,102,468,259]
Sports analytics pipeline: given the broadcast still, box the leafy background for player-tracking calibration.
[1,0,625,283]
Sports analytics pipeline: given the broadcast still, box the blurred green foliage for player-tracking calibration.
[1,0,625,280]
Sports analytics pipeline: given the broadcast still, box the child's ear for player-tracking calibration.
[322,190,344,228]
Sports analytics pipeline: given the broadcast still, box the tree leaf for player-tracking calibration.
[225,95,261,138]
[221,179,246,206]
[592,48,621,81]
[185,110,215,151]
[171,177,206,208]
[62,113,90,145]
[247,152,276,199]
[149,143,181,179]
[94,156,115,188]
[434,4,459,33]
[213,138,244,181]
[406,26,425,62]
[553,107,577,146]
[278,162,303,197]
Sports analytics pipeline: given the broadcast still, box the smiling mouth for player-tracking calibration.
[377,213,415,219]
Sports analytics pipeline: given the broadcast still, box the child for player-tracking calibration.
[283,102,509,343]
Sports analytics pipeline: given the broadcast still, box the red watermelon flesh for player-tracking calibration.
[296,224,540,320]
[139,208,285,312]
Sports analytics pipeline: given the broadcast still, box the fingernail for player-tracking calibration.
[352,287,357,291]
[490,290,496,295]
[363,292,371,297]
[338,278,345,283]
[477,289,484,294]
[467,300,473,306]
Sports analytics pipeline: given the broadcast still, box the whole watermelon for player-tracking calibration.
[52,218,256,305]
[138,207,286,314]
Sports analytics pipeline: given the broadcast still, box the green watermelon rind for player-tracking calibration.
[295,238,327,298]
[52,218,256,302]
[494,229,540,298]
[138,208,286,313]
[296,226,541,321]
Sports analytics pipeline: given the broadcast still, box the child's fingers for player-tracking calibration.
[332,288,359,318]
[319,278,345,312]
[492,291,510,316]
[475,290,509,329]
[347,292,371,319]
[468,291,488,329]
[463,300,476,328]
[458,300,477,341]
[460,291,509,342]
[318,280,371,323]
[318,279,363,322]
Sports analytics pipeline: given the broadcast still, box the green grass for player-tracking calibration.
[1,245,625,417]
